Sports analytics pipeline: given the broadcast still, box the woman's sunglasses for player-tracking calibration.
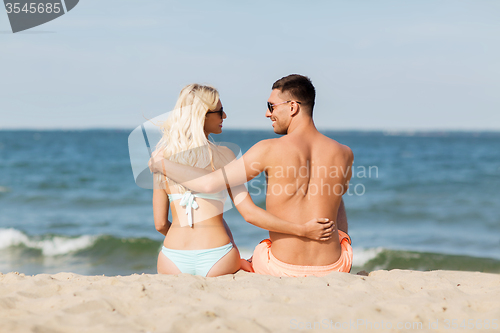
[207,106,224,118]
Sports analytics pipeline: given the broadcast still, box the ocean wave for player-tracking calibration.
[351,247,384,267]
[1,228,499,274]
[0,228,162,258]
[351,247,500,273]
[0,228,97,256]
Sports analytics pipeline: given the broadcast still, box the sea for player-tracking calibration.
[0,129,499,276]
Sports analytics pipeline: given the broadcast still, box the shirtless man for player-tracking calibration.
[151,74,354,276]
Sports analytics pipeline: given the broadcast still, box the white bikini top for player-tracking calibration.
[166,147,227,227]
[167,190,227,227]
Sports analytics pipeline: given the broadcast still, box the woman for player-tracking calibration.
[152,84,332,277]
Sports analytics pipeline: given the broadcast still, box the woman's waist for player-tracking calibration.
[163,221,231,250]
[169,207,224,227]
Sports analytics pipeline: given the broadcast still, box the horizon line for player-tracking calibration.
[1,127,500,133]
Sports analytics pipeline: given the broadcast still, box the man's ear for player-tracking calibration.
[290,101,300,117]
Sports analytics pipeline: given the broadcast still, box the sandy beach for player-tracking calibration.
[0,270,498,333]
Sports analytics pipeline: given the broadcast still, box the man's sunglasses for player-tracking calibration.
[207,106,224,118]
[267,100,301,113]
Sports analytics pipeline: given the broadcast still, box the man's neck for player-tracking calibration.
[286,116,317,135]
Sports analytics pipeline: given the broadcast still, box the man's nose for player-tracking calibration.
[265,108,272,118]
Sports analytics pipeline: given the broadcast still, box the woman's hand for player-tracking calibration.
[301,218,335,241]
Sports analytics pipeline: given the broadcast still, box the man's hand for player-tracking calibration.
[301,218,335,241]
[148,153,162,174]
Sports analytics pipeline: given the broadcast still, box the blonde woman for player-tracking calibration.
[152,84,333,277]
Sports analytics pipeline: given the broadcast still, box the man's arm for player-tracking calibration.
[336,146,353,234]
[336,198,348,234]
[149,140,273,193]
[229,184,334,241]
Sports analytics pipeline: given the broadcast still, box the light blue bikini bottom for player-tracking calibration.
[161,243,234,277]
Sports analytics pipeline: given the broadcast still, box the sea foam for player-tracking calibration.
[351,247,384,267]
[0,228,97,256]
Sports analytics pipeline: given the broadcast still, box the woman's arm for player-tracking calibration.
[153,177,171,236]
[229,184,334,241]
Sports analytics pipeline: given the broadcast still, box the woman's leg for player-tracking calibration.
[205,247,241,277]
[157,251,182,275]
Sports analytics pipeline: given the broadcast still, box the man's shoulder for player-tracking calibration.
[333,140,353,158]
[318,134,354,161]
[249,138,281,152]
[240,138,282,166]
[335,143,354,165]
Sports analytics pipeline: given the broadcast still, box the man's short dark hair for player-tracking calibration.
[272,74,316,116]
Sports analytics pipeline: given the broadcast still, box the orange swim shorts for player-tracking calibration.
[250,230,353,277]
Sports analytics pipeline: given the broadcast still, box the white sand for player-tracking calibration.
[0,270,499,332]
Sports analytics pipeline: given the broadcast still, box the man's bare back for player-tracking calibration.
[261,128,353,266]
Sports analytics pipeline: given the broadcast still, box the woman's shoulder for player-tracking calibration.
[213,144,236,159]
[210,144,237,169]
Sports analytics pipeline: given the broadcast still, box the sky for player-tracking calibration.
[1,0,499,130]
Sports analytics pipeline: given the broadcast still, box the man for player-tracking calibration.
[152,74,353,277]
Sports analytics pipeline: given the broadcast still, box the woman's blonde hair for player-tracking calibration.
[154,84,219,190]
